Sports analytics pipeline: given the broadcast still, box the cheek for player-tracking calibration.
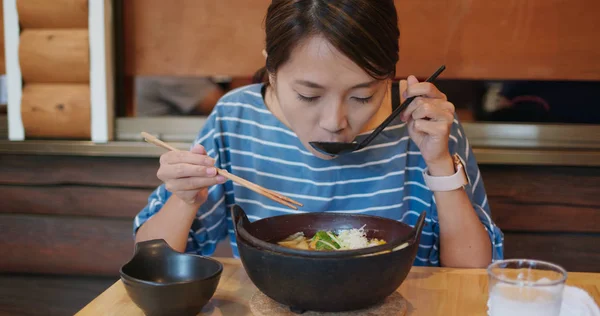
[348,99,384,127]
[277,92,320,131]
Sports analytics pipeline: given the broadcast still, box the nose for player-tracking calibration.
[319,101,348,134]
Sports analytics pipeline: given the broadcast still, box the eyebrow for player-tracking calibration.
[295,79,378,90]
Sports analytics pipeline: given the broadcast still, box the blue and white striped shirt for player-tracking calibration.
[134,83,504,266]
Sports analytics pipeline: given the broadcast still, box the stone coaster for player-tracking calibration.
[249,290,408,316]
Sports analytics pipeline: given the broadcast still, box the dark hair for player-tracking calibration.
[252,0,400,84]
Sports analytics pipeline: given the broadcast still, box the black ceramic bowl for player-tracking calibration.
[232,205,425,313]
[120,239,223,316]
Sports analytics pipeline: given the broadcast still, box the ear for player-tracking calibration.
[262,49,268,59]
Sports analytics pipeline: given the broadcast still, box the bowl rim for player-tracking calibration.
[119,253,224,287]
[233,209,425,258]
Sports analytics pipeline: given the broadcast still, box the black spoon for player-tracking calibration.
[309,65,446,156]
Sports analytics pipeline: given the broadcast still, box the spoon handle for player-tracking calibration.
[359,65,446,147]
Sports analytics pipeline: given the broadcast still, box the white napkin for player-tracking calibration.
[559,285,600,316]
[487,284,600,316]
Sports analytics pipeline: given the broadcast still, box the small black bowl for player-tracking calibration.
[120,239,223,316]
[232,205,425,313]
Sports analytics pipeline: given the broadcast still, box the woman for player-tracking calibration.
[134,0,503,268]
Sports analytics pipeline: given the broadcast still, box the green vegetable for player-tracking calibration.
[312,231,340,250]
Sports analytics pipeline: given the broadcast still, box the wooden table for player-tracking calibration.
[76,258,600,316]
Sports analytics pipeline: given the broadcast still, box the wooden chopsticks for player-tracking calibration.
[141,132,303,210]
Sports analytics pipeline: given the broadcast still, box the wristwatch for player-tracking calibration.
[422,154,469,191]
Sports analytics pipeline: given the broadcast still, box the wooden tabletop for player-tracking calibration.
[76,258,600,316]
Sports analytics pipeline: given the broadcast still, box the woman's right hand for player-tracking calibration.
[157,144,227,205]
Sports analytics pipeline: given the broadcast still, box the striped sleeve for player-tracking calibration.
[133,111,229,256]
[449,117,504,261]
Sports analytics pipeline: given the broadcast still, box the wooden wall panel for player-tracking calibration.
[123,0,268,78]
[503,232,600,273]
[1,154,599,274]
[480,166,600,233]
[123,0,600,80]
[397,0,600,80]
[0,214,134,276]
[0,274,115,316]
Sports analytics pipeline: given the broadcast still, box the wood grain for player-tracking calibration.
[16,0,88,29]
[21,84,91,138]
[491,204,600,233]
[0,154,160,188]
[395,0,600,80]
[0,185,151,218]
[481,165,600,233]
[19,29,90,83]
[0,214,134,276]
[504,232,600,273]
[75,258,600,316]
[0,274,116,316]
[123,0,268,77]
[123,0,600,80]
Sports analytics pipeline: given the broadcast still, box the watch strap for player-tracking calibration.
[422,154,468,191]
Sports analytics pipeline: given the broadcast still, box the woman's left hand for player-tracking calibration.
[399,75,455,174]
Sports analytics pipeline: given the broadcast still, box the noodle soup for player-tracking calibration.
[277,225,386,251]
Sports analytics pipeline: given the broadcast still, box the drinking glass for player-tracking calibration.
[487,259,567,316]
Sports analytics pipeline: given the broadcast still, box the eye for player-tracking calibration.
[352,95,374,104]
[297,94,320,103]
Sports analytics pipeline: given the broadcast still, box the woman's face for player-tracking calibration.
[268,35,390,160]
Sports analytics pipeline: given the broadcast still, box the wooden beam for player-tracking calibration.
[16,0,88,29]
[20,84,91,138]
[0,185,151,218]
[19,30,90,83]
[0,154,160,187]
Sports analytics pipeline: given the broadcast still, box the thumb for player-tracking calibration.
[190,144,207,155]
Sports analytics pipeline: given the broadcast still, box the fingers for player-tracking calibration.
[403,75,447,100]
[412,119,450,139]
[190,144,207,155]
[411,100,455,122]
[160,149,216,166]
[157,163,219,181]
[156,144,225,204]
[165,175,226,192]
[401,98,455,122]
